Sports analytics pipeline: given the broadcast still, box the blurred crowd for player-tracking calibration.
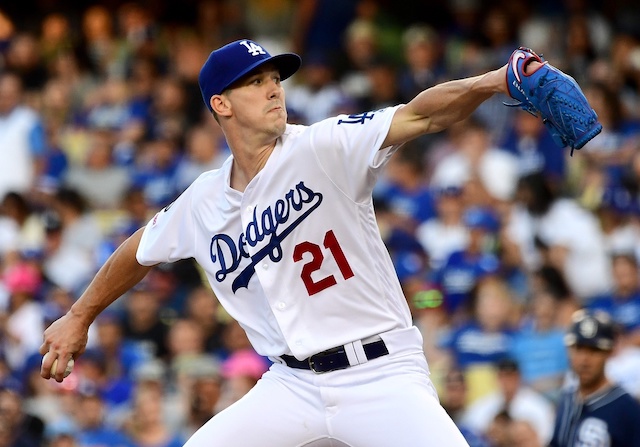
[1,0,640,446]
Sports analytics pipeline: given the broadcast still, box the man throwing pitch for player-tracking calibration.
[41,40,599,446]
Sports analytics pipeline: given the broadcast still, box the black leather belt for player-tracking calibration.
[280,339,389,373]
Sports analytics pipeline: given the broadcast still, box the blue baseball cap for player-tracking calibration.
[463,206,500,233]
[199,39,302,112]
[565,309,616,351]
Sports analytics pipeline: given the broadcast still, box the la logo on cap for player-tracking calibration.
[240,40,266,57]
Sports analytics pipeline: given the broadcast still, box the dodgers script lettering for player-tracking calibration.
[209,181,323,292]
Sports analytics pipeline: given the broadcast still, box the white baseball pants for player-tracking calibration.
[183,327,470,447]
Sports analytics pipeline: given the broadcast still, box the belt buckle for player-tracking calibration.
[308,354,323,374]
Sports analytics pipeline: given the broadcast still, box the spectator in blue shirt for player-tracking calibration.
[587,252,640,346]
[443,275,517,370]
[510,289,569,401]
[373,140,435,233]
[432,206,501,317]
[74,390,134,447]
[499,111,565,186]
[131,137,181,208]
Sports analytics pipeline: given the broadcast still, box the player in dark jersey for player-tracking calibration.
[550,309,640,446]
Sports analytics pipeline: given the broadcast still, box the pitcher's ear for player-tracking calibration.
[211,95,231,117]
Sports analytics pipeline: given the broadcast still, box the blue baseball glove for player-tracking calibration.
[505,47,602,155]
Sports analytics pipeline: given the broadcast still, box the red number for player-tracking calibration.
[293,230,354,296]
[323,230,354,280]
[293,242,337,295]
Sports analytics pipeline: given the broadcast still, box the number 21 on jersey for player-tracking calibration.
[293,230,354,296]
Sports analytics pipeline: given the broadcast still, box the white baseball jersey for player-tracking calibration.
[136,106,413,360]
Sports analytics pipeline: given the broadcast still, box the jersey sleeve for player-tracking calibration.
[307,106,404,203]
[136,184,197,266]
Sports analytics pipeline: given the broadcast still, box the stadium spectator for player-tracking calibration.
[499,111,566,184]
[398,24,445,104]
[461,358,556,445]
[440,275,517,402]
[587,252,640,346]
[0,261,44,372]
[415,185,468,270]
[431,206,501,318]
[122,385,185,447]
[510,288,569,400]
[0,73,46,200]
[508,172,612,302]
[430,116,519,204]
[121,286,171,361]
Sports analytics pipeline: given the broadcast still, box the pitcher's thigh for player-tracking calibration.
[183,372,326,447]
[333,372,469,446]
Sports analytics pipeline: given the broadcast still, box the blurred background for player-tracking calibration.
[0,0,640,446]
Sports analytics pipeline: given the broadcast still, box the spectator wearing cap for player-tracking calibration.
[203,320,270,413]
[215,348,269,414]
[431,206,501,317]
[74,348,133,419]
[415,184,468,271]
[0,261,44,372]
[550,309,640,446]
[169,354,223,439]
[129,358,186,436]
[339,19,380,105]
[586,253,640,346]
[398,24,445,104]
[461,357,556,446]
[595,185,640,256]
[142,262,197,316]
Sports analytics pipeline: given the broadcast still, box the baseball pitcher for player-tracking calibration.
[41,41,600,446]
